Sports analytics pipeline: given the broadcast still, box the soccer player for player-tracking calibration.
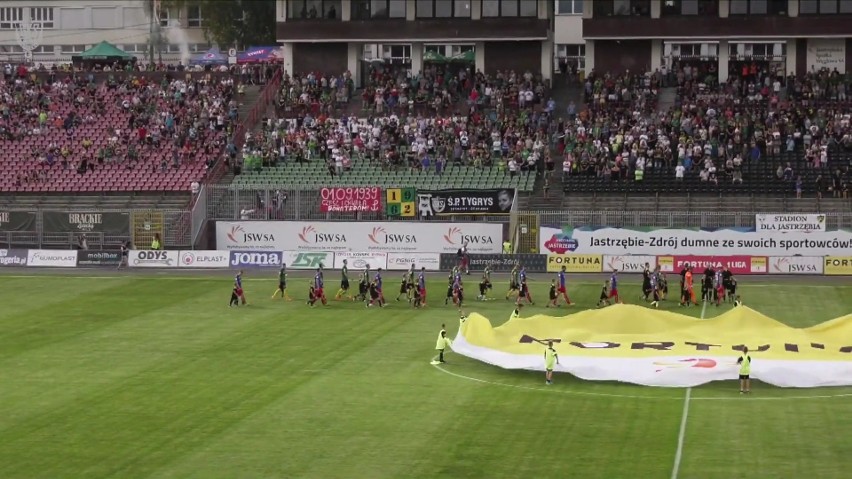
[312,267,327,306]
[608,269,620,304]
[406,264,416,302]
[702,266,715,302]
[445,267,457,305]
[597,280,612,308]
[118,240,129,270]
[395,270,409,302]
[272,264,292,300]
[726,272,738,303]
[478,265,492,300]
[545,341,559,385]
[681,266,695,307]
[517,265,533,305]
[307,282,317,307]
[433,325,452,364]
[546,279,558,307]
[417,267,427,306]
[556,265,573,306]
[452,270,464,308]
[649,267,661,308]
[506,264,520,300]
[374,268,385,304]
[335,259,351,300]
[357,266,370,302]
[737,346,752,394]
[458,242,470,275]
[642,263,652,301]
[659,271,669,300]
[230,270,247,306]
[367,280,384,307]
[714,267,725,306]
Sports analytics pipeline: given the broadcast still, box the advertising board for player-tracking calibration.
[540,225,852,256]
[439,254,547,273]
[768,257,824,275]
[755,214,826,233]
[0,248,29,266]
[386,253,441,271]
[178,250,230,268]
[602,255,658,273]
[332,252,388,270]
[229,250,282,268]
[546,254,603,273]
[217,221,503,253]
[657,255,766,275]
[129,250,179,268]
[27,249,78,267]
[282,251,334,270]
[77,251,122,266]
[824,257,852,275]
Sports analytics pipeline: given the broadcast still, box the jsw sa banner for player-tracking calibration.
[452,305,852,388]
[217,221,502,254]
[540,225,852,256]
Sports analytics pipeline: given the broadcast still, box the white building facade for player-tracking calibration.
[553,0,585,75]
[0,0,209,64]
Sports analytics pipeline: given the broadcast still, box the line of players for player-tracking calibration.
[230,259,741,308]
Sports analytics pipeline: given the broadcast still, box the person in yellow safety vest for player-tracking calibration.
[635,167,644,181]
[151,233,162,251]
[502,240,512,254]
[737,346,751,394]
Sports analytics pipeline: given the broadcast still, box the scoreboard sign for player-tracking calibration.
[385,188,416,217]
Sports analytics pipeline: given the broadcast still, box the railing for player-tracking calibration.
[0,209,191,249]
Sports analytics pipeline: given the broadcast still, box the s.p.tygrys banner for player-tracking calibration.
[452,305,852,388]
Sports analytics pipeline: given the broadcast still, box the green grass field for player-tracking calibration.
[1,271,851,479]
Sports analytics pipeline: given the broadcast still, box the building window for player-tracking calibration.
[482,0,538,17]
[61,45,87,54]
[416,0,471,18]
[31,45,52,54]
[30,7,54,28]
[0,7,23,29]
[187,5,202,27]
[0,45,24,53]
[593,0,651,16]
[729,0,786,14]
[800,0,852,13]
[191,43,210,53]
[556,0,583,14]
[555,44,586,72]
[660,0,719,15]
[352,0,407,19]
[158,7,170,27]
[287,0,342,19]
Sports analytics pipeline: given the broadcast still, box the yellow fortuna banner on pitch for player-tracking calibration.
[452,305,852,388]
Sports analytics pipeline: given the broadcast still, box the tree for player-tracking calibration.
[158,0,276,50]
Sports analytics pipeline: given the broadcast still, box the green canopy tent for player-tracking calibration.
[72,41,136,68]
[449,50,475,63]
[423,50,448,63]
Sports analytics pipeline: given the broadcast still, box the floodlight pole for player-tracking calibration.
[14,20,43,65]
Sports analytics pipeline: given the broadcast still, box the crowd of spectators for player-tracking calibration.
[245,66,555,180]
[0,63,239,189]
[561,65,851,197]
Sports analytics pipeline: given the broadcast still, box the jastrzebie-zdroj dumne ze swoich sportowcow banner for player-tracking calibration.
[451,305,852,388]
[539,225,852,256]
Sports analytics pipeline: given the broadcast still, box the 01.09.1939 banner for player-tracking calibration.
[417,189,515,216]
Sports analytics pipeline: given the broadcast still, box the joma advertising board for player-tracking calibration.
[217,221,502,254]
[540,225,852,256]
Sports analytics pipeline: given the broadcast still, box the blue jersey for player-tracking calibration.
[650,272,658,288]
[453,274,461,291]
[714,270,723,288]
[418,272,426,289]
[520,269,527,284]
[314,273,323,289]
[234,273,242,288]
[375,272,382,289]
[610,274,618,290]
[558,271,566,288]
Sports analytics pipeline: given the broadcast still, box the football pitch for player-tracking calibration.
[1,271,851,479]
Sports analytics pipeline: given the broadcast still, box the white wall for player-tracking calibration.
[553,14,583,45]
[0,0,207,61]
[806,38,846,73]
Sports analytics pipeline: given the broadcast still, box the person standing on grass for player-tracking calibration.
[506,264,520,300]
[432,325,452,364]
[271,264,292,301]
[118,240,129,270]
[608,269,620,304]
[556,265,573,306]
[335,259,351,301]
[312,267,327,306]
[230,270,247,307]
[417,267,427,307]
[545,341,559,385]
[737,347,752,394]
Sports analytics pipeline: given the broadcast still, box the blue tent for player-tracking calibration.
[191,46,228,66]
[237,46,282,64]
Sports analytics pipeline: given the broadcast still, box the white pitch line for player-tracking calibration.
[671,387,692,479]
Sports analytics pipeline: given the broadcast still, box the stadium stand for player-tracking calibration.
[0,66,238,193]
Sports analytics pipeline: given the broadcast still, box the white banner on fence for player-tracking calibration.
[178,250,230,268]
[386,252,441,271]
[756,214,826,233]
[768,256,824,275]
[27,249,78,267]
[217,221,503,254]
[333,252,388,270]
[130,250,179,268]
[540,226,852,256]
[602,255,658,273]
[282,251,335,270]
